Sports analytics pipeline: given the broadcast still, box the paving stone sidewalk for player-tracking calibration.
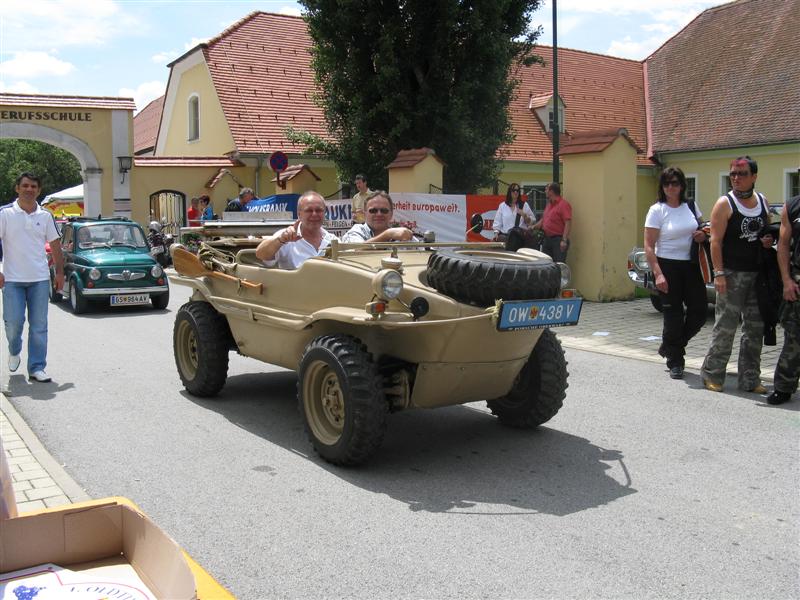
[0,298,784,514]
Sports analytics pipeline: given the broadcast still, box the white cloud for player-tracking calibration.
[0,52,75,78]
[0,80,40,94]
[641,23,675,34]
[606,35,665,60]
[151,51,174,64]
[552,0,723,15]
[118,81,165,113]
[184,37,209,51]
[278,5,302,16]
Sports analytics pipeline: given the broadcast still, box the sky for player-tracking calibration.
[0,0,727,113]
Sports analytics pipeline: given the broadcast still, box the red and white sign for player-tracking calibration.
[391,193,511,242]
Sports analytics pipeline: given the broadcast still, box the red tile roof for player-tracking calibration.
[386,148,445,169]
[0,93,136,110]
[133,95,164,155]
[559,128,642,156]
[645,0,800,154]
[504,46,650,165]
[201,12,329,155]
[270,163,321,182]
[134,156,244,167]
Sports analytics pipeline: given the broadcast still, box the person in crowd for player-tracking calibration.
[492,183,536,244]
[342,191,413,243]
[187,196,201,226]
[226,187,255,212]
[351,174,372,225]
[701,156,771,393]
[199,195,214,221]
[255,191,336,269]
[0,172,64,383]
[643,167,708,379]
[767,194,800,405]
[534,182,573,261]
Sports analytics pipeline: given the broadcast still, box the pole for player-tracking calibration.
[552,0,560,184]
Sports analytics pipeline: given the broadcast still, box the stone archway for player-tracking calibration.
[1,122,102,217]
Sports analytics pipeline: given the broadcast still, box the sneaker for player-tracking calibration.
[766,391,791,405]
[703,379,723,392]
[669,366,684,380]
[8,354,20,372]
[28,370,52,383]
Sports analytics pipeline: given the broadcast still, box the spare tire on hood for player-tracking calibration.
[426,248,561,307]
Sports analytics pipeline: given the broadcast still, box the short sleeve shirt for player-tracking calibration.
[0,200,60,282]
[351,190,371,224]
[541,196,572,237]
[341,223,375,242]
[644,201,701,261]
[493,201,536,234]
[263,228,337,270]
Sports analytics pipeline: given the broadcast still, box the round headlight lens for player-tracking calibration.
[151,265,163,278]
[556,262,571,288]
[634,254,650,270]
[372,269,403,300]
[89,268,101,281]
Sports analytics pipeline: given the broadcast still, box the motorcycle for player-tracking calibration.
[148,221,174,267]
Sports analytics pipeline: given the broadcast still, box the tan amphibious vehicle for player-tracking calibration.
[169,222,582,465]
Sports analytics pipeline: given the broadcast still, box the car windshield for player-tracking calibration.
[77,224,147,249]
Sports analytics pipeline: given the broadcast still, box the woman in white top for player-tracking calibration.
[643,167,708,379]
[493,183,536,247]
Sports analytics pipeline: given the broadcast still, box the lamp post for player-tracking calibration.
[552,0,559,184]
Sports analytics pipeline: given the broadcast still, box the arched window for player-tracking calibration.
[187,95,199,141]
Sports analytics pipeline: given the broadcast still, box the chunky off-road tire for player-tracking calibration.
[487,329,567,428]
[152,291,169,310]
[173,301,230,397]
[650,294,664,312]
[69,277,88,314]
[298,335,388,466]
[427,248,561,307]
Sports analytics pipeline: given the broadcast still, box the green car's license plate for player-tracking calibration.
[498,298,583,331]
[110,294,150,306]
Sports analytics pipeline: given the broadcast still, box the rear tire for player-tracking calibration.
[650,294,664,312]
[173,301,230,397]
[487,329,568,427]
[298,335,387,466]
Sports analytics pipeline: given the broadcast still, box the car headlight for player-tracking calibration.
[634,254,650,270]
[151,265,163,278]
[89,268,101,281]
[372,269,403,300]
[556,262,571,288]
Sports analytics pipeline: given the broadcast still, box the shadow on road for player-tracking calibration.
[185,370,637,516]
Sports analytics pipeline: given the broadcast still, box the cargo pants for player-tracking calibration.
[773,300,800,394]
[701,270,764,389]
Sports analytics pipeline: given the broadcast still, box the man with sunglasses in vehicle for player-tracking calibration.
[341,191,413,243]
[701,156,773,394]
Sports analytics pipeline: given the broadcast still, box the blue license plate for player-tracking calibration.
[497,298,583,331]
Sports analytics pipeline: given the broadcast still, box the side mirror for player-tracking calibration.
[467,213,483,235]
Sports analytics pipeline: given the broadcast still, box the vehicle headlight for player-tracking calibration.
[89,268,101,281]
[372,269,403,300]
[556,262,571,288]
[633,253,649,270]
[151,265,163,278]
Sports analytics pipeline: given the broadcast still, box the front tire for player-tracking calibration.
[152,291,169,310]
[173,301,230,397]
[69,277,88,314]
[298,335,387,466]
[487,329,568,428]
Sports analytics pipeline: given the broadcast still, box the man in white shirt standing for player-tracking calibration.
[0,173,64,383]
[255,191,336,269]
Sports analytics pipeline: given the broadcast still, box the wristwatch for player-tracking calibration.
[713,270,727,278]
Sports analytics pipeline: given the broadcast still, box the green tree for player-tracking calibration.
[0,139,82,204]
[294,0,543,193]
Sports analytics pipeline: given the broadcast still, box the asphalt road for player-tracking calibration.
[6,290,799,599]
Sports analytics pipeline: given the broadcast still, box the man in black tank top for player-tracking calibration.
[701,156,772,393]
[767,194,800,405]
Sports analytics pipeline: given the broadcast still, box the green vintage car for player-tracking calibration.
[51,217,170,313]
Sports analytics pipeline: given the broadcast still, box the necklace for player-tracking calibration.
[734,188,754,200]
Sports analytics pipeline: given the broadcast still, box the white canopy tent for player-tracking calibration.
[43,183,84,203]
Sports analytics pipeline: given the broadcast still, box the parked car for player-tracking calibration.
[628,203,784,312]
[169,222,583,466]
[51,217,169,313]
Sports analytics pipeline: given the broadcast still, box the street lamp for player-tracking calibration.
[118,156,133,184]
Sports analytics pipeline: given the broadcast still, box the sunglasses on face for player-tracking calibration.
[729,171,751,178]
[368,207,390,214]
[510,188,520,192]
[663,180,681,187]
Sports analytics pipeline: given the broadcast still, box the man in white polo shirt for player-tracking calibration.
[0,172,64,383]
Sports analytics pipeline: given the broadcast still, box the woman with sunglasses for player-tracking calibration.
[341,191,413,243]
[492,184,537,245]
[644,166,708,379]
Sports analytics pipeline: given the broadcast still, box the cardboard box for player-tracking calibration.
[0,498,218,599]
